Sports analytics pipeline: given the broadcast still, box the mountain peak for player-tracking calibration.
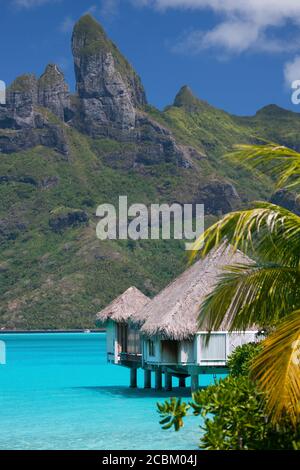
[75,13,104,29]
[72,14,108,58]
[38,64,70,120]
[72,14,146,137]
[255,104,294,118]
[39,64,66,87]
[173,85,201,111]
[9,74,37,93]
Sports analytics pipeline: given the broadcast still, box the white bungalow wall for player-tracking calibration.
[143,338,196,365]
[196,331,258,366]
[106,320,118,364]
[143,337,161,365]
[142,332,258,367]
[178,340,196,364]
[196,332,227,366]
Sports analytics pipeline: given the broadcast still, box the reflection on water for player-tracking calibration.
[0,333,211,450]
[79,386,194,399]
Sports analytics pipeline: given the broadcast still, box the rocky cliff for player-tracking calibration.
[0,70,69,156]
[38,64,71,121]
[0,15,202,169]
[71,15,146,138]
[7,74,38,128]
[70,15,200,167]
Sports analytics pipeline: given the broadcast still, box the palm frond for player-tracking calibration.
[199,264,300,332]
[228,144,300,191]
[191,202,300,268]
[251,311,300,426]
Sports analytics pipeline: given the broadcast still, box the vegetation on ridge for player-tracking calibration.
[72,14,144,99]
[2,102,300,329]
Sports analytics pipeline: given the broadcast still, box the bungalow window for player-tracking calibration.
[127,327,141,355]
[148,340,156,357]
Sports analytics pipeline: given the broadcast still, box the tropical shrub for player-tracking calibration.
[158,344,300,450]
[227,342,262,377]
[190,377,296,450]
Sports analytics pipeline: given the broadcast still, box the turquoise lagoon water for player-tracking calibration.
[0,333,214,450]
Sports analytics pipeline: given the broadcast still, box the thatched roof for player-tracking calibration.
[96,287,150,324]
[133,244,254,340]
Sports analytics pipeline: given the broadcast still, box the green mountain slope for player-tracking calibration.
[1,101,300,329]
[1,18,300,330]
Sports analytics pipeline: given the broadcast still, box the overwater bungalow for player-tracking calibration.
[97,245,258,392]
[96,286,150,386]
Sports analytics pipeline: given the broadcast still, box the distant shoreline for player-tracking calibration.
[0,329,105,334]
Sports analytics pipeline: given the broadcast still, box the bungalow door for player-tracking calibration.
[117,323,128,354]
[161,340,179,364]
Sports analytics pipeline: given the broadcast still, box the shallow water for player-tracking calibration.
[0,333,215,450]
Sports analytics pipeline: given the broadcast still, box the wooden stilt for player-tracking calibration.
[165,372,172,392]
[155,369,162,390]
[130,368,137,388]
[191,374,199,393]
[144,370,151,389]
[179,376,186,388]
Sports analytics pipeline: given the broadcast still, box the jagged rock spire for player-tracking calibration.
[71,14,147,137]
[6,74,38,127]
[38,64,70,121]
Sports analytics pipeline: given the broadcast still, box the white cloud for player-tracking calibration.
[174,20,261,55]
[133,0,300,55]
[13,0,58,7]
[85,5,98,15]
[284,56,300,87]
[59,16,75,34]
[100,0,120,20]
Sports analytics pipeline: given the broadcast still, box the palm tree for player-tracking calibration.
[193,144,300,426]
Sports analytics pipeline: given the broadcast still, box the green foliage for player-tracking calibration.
[252,311,300,427]
[228,144,300,191]
[192,144,300,424]
[148,102,274,204]
[236,106,300,156]
[193,377,268,450]
[193,376,300,450]
[9,74,36,92]
[157,376,277,450]
[158,376,300,450]
[158,343,300,449]
[227,342,262,377]
[73,14,109,56]
[0,129,189,329]
[157,398,190,431]
[192,203,300,333]
[173,86,203,111]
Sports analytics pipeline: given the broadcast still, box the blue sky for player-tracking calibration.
[1,0,300,115]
